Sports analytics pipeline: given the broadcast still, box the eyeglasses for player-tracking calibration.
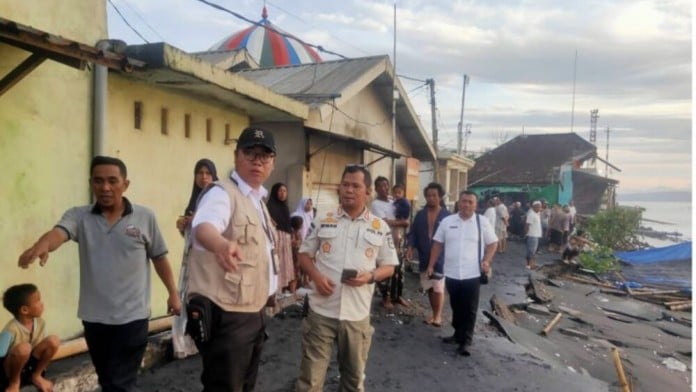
[241,149,275,163]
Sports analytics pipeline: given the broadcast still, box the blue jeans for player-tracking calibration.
[526,236,540,259]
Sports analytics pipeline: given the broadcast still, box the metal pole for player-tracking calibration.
[391,1,397,181]
[464,123,472,154]
[457,74,469,155]
[428,78,439,182]
[605,126,610,177]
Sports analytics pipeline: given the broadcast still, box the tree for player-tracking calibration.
[583,206,643,250]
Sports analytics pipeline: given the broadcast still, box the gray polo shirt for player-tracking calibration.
[56,198,168,325]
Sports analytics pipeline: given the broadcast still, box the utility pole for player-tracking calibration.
[605,126,610,177]
[391,1,397,181]
[427,78,439,182]
[456,74,469,155]
[464,123,472,155]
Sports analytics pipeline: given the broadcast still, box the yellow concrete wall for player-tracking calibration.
[0,2,107,338]
[105,75,249,314]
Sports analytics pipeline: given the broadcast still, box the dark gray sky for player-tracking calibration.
[107,0,692,192]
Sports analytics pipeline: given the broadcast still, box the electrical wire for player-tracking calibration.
[194,0,347,59]
[266,0,370,57]
[327,101,388,127]
[117,0,165,41]
[107,0,149,43]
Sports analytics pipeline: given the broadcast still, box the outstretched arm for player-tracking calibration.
[18,228,68,269]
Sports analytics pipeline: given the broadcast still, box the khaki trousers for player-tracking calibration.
[296,310,373,392]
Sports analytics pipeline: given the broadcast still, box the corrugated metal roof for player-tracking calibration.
[469,133,602,185]
[236,56,436,161]
[237,56,385,102]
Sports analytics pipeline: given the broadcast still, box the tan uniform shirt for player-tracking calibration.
[2,317,46,348]
[300,207,399,321]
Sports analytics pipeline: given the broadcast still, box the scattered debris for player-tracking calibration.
[489,294,517,324]
[611,348,631,392]
[559,328,589,340]
[541,313,563,336]
[527,304,553,316]
[527,276,554,303]
[661,357,687,372]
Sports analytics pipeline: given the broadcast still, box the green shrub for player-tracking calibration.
[583,206,642,250]
[577,246,619,274]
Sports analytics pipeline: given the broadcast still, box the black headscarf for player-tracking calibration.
[267,182,292,233]
[184,159,219,216]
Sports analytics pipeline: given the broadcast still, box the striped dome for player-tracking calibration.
[209,7,322,68]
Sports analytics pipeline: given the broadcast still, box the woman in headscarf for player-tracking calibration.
[291,198,314,241]
[176,159,219,235]
[172,158,218,359]
[267,183,297,294]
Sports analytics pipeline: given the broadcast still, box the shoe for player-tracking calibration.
[457,344,471,356]
[441,335,458,344]
[382,299,394,310]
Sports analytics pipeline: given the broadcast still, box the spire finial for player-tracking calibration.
[262,5,268,19]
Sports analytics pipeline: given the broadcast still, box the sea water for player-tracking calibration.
[618,200,693,247]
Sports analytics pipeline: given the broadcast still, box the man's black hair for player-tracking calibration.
[343,165,372,188]
[373,175,388,188]
[459,190,478,200]
[90,155,128,178]
[2,283,38,317]
[423,182,445,198]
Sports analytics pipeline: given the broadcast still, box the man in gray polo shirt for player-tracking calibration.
[18,156,181,392]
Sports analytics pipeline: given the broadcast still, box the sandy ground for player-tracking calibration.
[132,239,691,392]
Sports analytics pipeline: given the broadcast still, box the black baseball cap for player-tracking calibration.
[236,127,276,154]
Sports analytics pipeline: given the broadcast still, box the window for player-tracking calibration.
[206,118,212,142]
[134,101,142,130]
[184,113,191,138]
[161,107,168,135]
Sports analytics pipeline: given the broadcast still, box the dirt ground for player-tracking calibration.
[135,239,691,392]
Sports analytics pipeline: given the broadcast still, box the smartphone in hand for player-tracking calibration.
[341,269,358,283]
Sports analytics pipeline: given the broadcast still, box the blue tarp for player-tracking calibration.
[615,241,692,264]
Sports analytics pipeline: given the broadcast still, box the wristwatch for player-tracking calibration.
[368,270,376,284]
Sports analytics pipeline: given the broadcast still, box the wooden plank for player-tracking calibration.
[489,294,517,324]
[528,276,553,303]
[0,52,45,95]
[541,312,563,336]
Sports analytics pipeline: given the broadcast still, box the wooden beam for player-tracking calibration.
[0,52,45,96]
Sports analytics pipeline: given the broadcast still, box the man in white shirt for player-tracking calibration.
[524,201,543,269]
[483,198,497,228]
[370,176,409,309]
[426,191,497,356]
[188,127,279,391]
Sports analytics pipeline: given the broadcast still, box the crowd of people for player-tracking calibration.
[4,125,600,391]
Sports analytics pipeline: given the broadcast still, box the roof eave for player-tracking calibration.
[123,43,308,121]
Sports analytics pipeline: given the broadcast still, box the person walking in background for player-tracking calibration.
[484,198,497,228]
[1,284,59,392]
[371,176,409,309]
[427,191,497,357]
[407,182,450,328]
[17,156,181,392]
[186,127,279,391]
[494,198,509,253]
[291,198,315,242]
[173,158,218,359]
[524,201,543,269]
[295,165,398,391]
[267,183,297,294]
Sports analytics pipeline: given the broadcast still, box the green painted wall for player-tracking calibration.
[0,1,107,338]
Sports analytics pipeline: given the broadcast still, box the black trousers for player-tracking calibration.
[82,318,148,392]
[379,257,405,300]
[445,277,480,346]
[195,301,267,392]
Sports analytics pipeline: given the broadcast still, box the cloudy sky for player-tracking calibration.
[107,0,692,193]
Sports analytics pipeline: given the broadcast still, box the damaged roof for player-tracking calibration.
[470,133,599,185]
